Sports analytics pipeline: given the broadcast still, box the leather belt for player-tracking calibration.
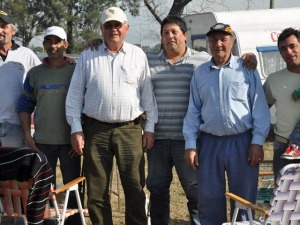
[274,135,288,144]
[82,113,146,127]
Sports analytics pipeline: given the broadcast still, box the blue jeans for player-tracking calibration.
[146,139,200,225]
[0,122,24,147]
[36,143,82,225]
[289,119,300,145]
[273,140,300,181]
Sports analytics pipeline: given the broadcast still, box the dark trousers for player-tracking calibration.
[83,116,147,225]
[0,147,53,225]
[197,131,259,225]
[146,139,200,225]
[36,144,82,225]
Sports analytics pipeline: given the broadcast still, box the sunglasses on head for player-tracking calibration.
[103,22,123,30]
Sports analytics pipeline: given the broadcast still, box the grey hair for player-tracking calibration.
[11,23,17,32]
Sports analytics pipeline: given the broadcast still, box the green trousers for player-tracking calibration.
[83,116,147,225]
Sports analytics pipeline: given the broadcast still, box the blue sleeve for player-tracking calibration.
[248,69,271,145]
[183,70,202,149]
[17,76,36,113]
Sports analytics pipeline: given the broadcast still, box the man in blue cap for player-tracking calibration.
[183,23,270,224]
[0,9,40,147]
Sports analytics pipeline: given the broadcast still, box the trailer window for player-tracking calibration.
[192,39,206,52]
[191,34,207,52]
[257,46,285,78]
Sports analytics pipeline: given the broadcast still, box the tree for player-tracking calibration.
[3,0,47,47]
[123,0,229,25]
[144,0,192,23]
[37,0,118,53]
[3,0,117,53]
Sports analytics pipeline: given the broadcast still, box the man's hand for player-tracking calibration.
[241,53,257,70]
[292,89,300,101]
[184,149,199,170]
[85,38,103,51]
[68,149,82,158]
[66,57,76,64]
[24,134,38,150]
[248,144,264,166]
[71,131,85,155]
[143,131,154,151]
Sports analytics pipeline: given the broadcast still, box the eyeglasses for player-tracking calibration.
[103,22,124,30]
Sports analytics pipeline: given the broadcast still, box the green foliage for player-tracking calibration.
[3,0,47,46]
[0,0,118,53]
[38,0,118,53]
[122,0,141,16]
[33,46,43,53]
[0,0,221,53]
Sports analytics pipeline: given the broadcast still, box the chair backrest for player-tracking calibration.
[0,177,87,225]
[0,179,33,217]
[267,163,300,224]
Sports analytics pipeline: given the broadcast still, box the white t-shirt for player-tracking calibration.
[0,44,41,125]
[264,68,300,138]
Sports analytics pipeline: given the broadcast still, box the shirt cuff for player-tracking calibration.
[71,122,83,134]
[144,121,155,133]
[185,138,197,150]
[251,135,265,147]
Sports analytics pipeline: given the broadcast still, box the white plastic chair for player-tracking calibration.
[223,163,300,225]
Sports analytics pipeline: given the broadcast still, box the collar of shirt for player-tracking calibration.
[11,40,20,50]
[0,40,20,61]
[209,54,235,70]
[158,47,193,63]
[102,41,129,55]
[42,56,69,68]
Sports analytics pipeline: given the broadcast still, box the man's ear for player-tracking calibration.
[64,40,69,49]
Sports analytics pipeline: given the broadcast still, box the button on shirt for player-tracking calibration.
[183,55,270,149]
[66,42,158,134]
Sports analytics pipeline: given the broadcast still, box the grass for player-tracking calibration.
[57,130,275,225]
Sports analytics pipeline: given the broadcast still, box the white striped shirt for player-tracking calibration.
[66,42,158,133]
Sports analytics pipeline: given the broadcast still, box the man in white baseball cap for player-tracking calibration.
[100,6,127,24]
[18,25,82,225]
[44,26,67,40]
[66,5,157,225]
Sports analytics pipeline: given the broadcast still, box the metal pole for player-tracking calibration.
[270,0,274,8]
[140,22,142,48]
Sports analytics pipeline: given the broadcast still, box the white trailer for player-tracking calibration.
[184,7,300,83]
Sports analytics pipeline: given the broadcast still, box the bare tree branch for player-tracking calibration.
[144,0,163,24]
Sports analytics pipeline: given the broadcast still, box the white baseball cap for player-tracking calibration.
[100,7,127,24]
[44,26,67,40]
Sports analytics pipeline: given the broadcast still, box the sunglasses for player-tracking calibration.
[103,22,124,30]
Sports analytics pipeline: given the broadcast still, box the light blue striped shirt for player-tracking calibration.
[66,42,158,134]
[183,55,270,149]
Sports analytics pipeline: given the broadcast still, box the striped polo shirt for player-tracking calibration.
[147,47,211,140]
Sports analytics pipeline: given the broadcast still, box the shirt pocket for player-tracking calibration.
[122,66,138,86]
[231,81,249,101]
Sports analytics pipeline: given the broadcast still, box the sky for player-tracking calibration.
[30,0,300,48]
[124,0,300,47]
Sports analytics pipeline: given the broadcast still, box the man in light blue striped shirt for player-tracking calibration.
[146,16,258,225]
[183,23,270,225]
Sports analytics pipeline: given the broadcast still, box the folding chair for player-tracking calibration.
[223,163,300,225]
[256,172,274,205]
[256,160,274,207]
[0,177,88,225]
